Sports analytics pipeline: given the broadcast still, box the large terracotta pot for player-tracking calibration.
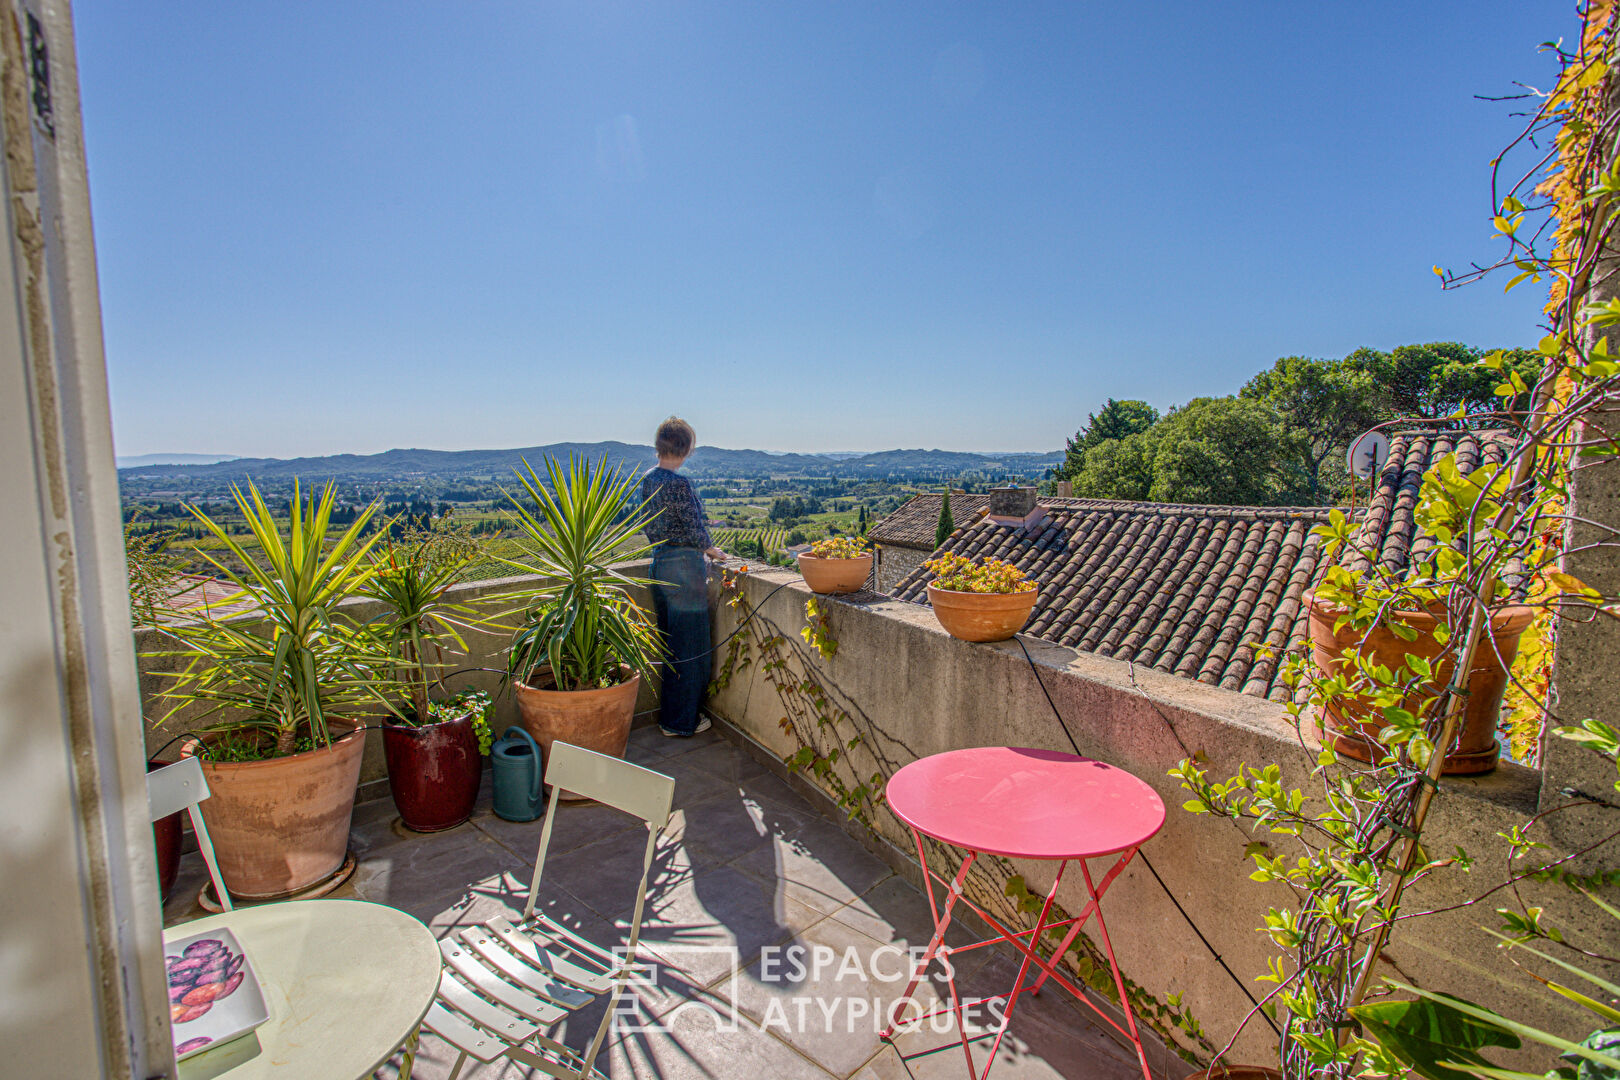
[181,720,366,900]
[514,666,641,786]
[927,584,1038,643]
[149,759,182,904]
[1304,592,1536,775]
[798,553,873,595]
[383,710,483,833]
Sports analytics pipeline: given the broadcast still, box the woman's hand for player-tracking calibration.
[705,546,727,561]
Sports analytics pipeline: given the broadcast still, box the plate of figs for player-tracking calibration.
[163,927,268,1060]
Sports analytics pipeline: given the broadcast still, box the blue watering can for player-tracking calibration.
[490,727,545,822]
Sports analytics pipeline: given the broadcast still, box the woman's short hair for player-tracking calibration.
[655,416,696,458]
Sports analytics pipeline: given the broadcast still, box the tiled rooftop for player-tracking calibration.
[887,429,1516,702]
[163,723,1147,1080]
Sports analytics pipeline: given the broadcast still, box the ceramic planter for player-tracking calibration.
[1304,592,1536,775]
[149,758,182,903]
[797,553,873,595]
[927,584,1039,643]
[180,720,366,900]
[514,666,641,786]
[382,710,483,833]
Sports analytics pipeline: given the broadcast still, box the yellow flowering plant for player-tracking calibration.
[923,553,1035,594]
[807,535,871,560]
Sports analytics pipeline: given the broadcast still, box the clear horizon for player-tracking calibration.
[79,2,1565,459]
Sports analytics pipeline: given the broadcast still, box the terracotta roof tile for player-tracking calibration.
[887,429,1514,702]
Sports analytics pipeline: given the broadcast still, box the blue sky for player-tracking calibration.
[78,1,1569,458]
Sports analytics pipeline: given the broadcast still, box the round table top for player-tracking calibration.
[886,747,1166,860]
[171,899,440,1080]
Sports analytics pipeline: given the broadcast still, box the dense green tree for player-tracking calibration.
[1071,397,1290,506]
[935,491,954,548]
[1240,355,1381,503]
[1057,398,1160,481]
[1348,343,1541,420]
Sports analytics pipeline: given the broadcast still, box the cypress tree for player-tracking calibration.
[935,491,954,549]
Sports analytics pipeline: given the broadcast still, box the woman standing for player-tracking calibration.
[641,417,726,736]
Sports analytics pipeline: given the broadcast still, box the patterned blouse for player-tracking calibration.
[640,468,712,549]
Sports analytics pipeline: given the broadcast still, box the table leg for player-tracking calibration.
[1080,859,1153,1080]
[1029,846,1136,996]
[396,1023,421,1080]
[970,859,1070,1079]
[882,828,975,1039]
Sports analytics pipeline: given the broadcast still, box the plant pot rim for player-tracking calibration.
[797,552,872,562]
[383,707,476,732]
[1303,589,1536,627]
[926,583,1038,599]
[516,665,641,698]
[180,718,364,770]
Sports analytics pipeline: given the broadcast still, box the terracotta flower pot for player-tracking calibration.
[180,720,366,900]
[1182,1068,1281,1080]
[1304,592,1536,775]
[927,584,1039,643]
[149,759,182,904]
[383,710,483,833]
[514,666,640,793]
[798,553,873,595]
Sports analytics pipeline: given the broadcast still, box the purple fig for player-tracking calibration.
[218,972,244,1000]
[183,939,224,958]
[169,957,205,976]
[226,954,244,977]
[168,982,190,1003]
[175,1036,212,1054]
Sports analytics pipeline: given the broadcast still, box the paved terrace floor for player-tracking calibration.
[163,722,1146,1080]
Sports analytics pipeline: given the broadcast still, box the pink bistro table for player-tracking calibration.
[883,746,1166,1080]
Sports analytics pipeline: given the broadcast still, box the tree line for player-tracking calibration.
[1050,342,1539,506]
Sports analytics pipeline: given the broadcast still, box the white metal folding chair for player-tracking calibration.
[422,741,676,1080]
[147,756,232,912]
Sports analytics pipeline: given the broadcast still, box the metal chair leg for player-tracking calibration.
[443,1047,468,1080]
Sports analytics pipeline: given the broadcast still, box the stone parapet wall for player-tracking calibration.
[705,567,1615,1067]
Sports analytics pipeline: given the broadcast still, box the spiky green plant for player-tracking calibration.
[498,455,664,692]
[361,514,494,722]
[147,480,399,758]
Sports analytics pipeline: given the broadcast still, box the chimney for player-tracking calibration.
[986,485,1047,531]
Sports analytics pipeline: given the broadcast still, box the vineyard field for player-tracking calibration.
[711,526,788,553]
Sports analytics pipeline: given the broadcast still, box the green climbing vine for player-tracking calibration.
[708,567,1213,1065]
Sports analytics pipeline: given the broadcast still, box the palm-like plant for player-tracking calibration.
[361,516,493,721]
[499,455,663,692]
[148,480,399,757]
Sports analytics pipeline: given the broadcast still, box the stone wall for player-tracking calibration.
[135,567,659,799]
[706,567,1618,1068]
[872,544,928,594]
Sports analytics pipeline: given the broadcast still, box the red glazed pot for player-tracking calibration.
[149,759,182,903]
[383,710,484,833]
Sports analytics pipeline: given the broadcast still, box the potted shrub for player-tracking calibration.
[362,517,497,832]
[499,455,662,770]
[1302,451,1538,775]
[148,481,399,900]
[923,553,1038,642]
[797,535,873,595]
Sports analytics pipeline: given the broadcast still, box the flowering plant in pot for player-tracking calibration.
[147,481,400,900]
[498,455,663,769]
[923,552,1038,643]
[798,534,872,595]
[361,514,498,832]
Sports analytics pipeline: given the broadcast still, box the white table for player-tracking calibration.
[170,899,441,1080]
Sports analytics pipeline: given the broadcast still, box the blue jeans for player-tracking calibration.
[651,546,711,734]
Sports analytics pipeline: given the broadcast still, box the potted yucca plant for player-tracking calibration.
[362,514,497,832]
[499,455,663,770]
[148,481,399,900]
[924,553,1039,643]
[797,534,873,595]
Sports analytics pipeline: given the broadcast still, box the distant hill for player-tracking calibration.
[116,442,1061,484]
[115,453,240,468]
